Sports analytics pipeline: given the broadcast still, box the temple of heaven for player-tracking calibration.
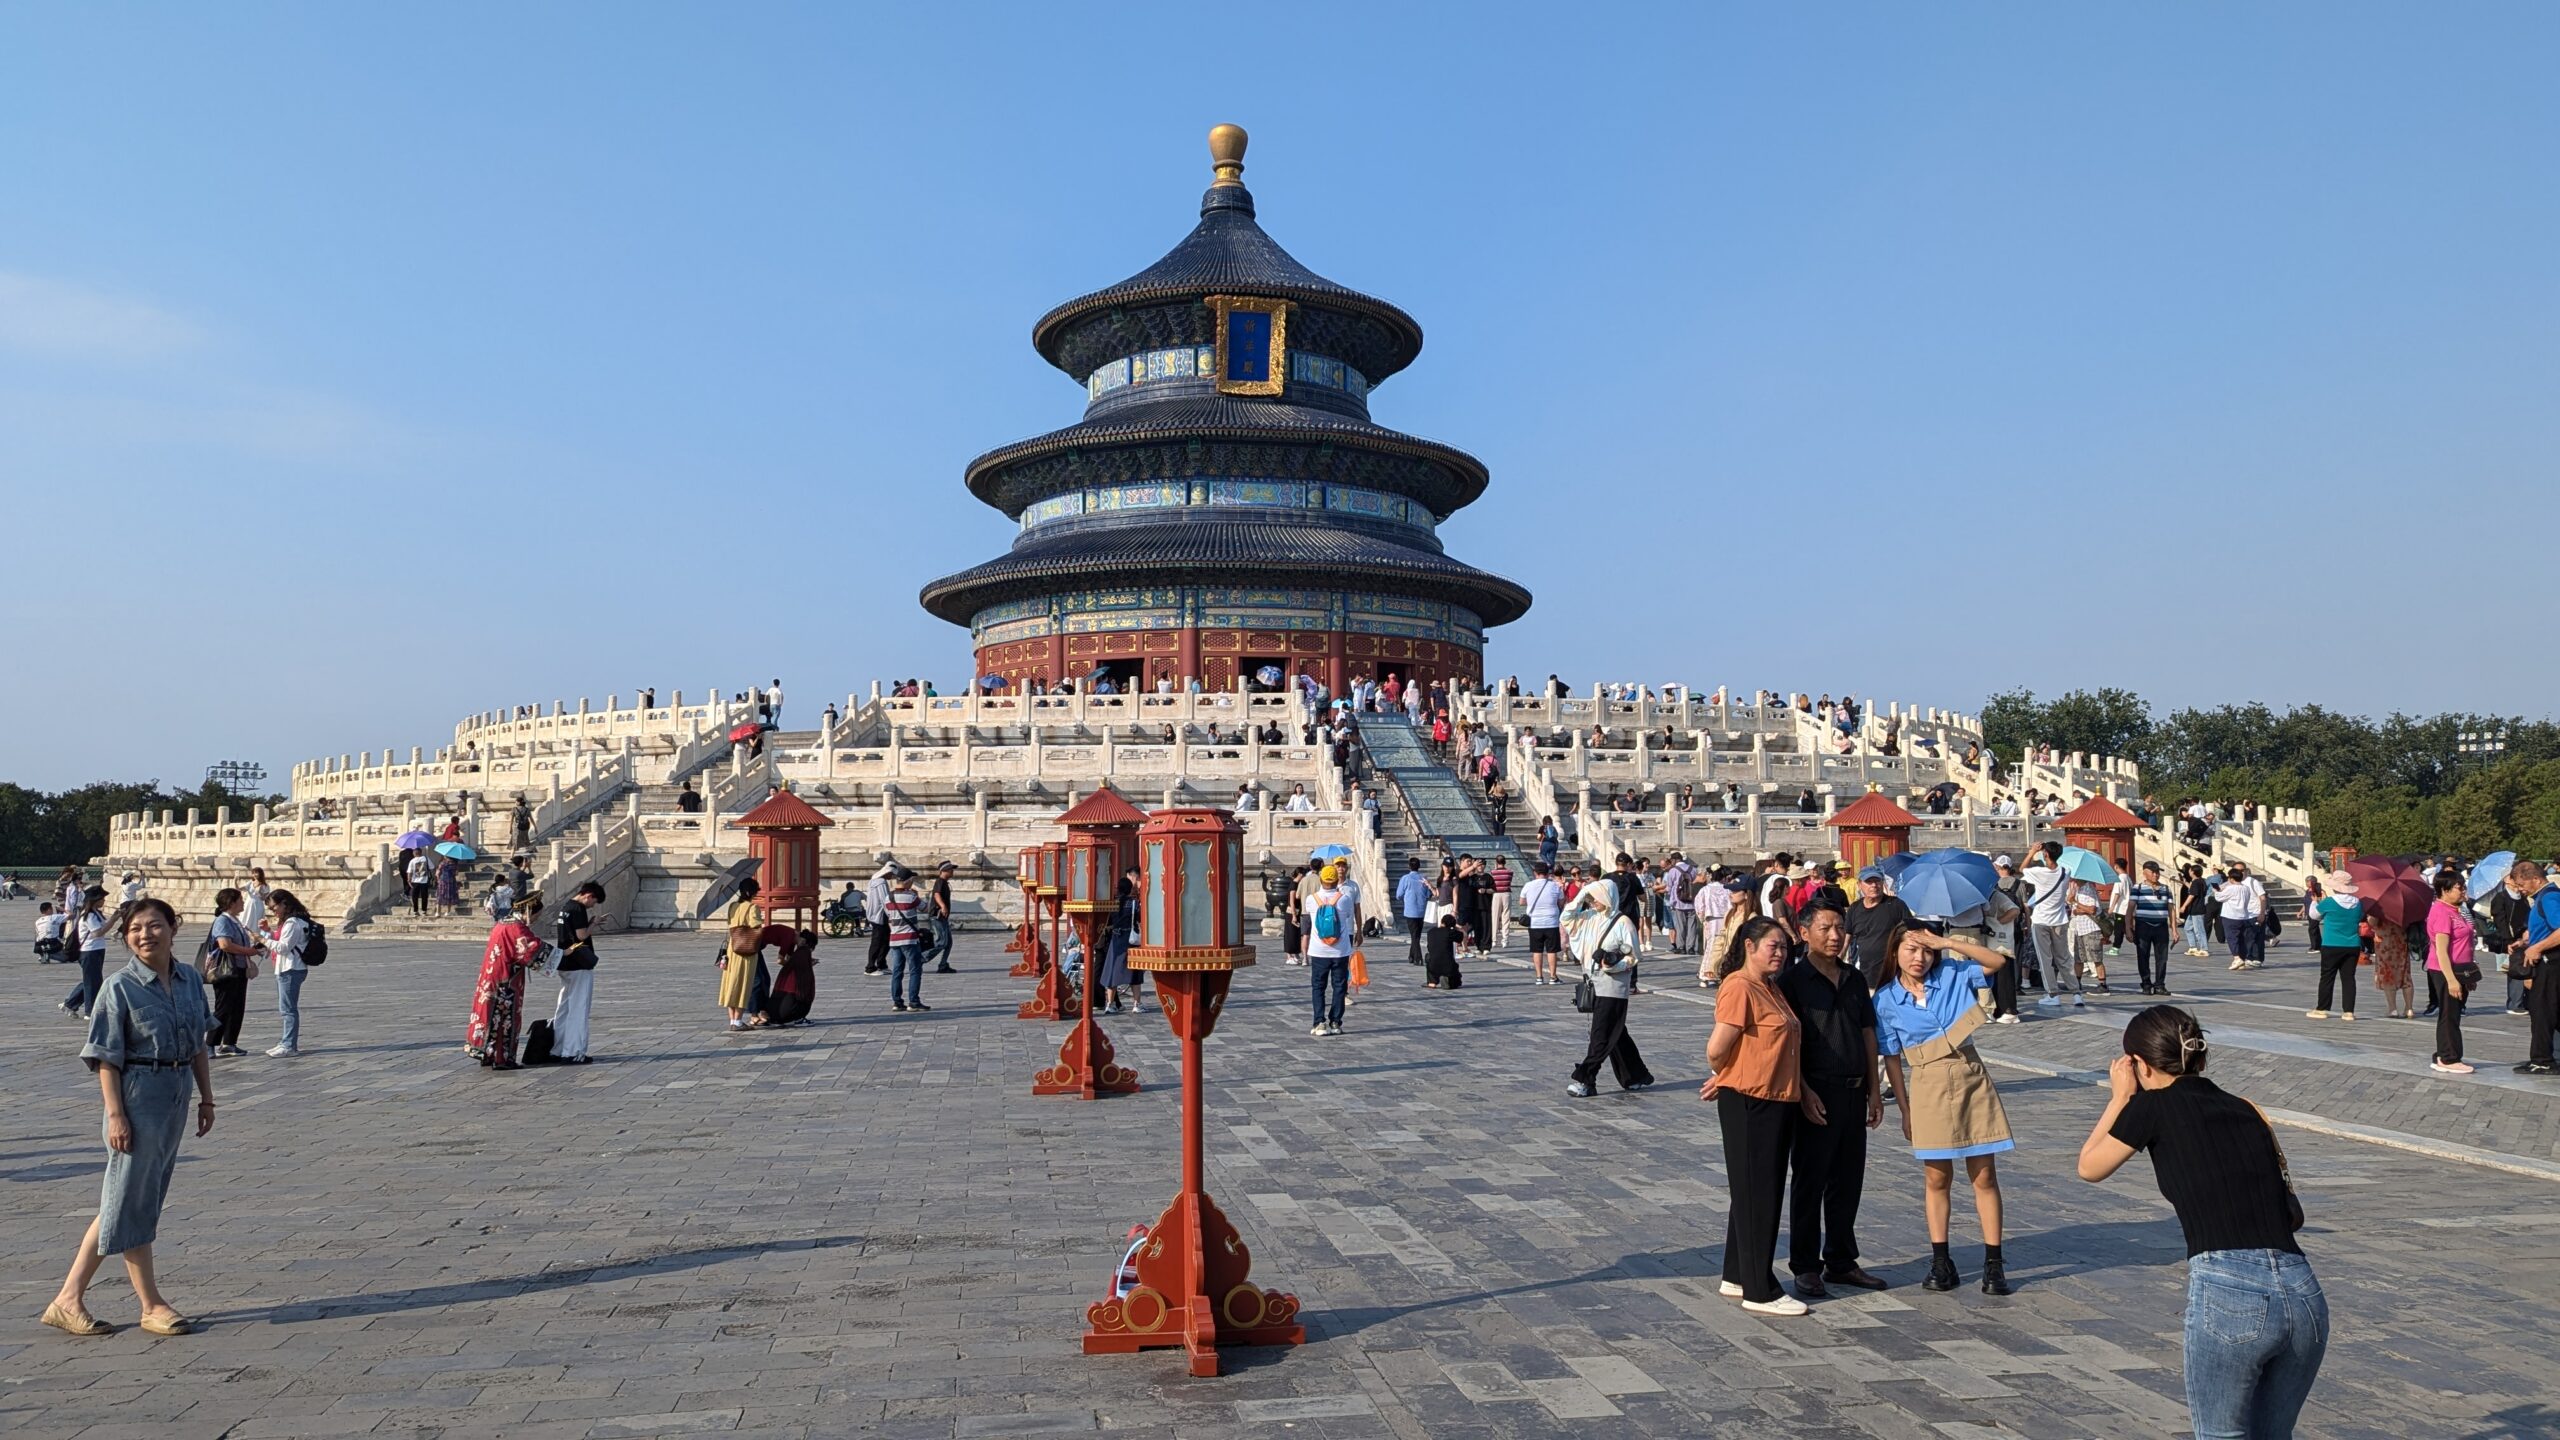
[921,125,1530,695]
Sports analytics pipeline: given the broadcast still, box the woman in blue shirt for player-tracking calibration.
[2307,872,2364,1022]
[1874,925,2017,1296]
[42,897,216,1338]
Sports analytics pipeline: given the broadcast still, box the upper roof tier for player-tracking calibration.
[1031,126,1425,387]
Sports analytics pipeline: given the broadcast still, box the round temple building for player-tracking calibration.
[921,125,1530,694]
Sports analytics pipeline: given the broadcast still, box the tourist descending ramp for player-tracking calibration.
[921,124,1529,695]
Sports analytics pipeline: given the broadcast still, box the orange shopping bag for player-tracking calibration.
[1348,949,1370,988]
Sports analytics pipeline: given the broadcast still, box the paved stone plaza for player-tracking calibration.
[5,906,2557,1439]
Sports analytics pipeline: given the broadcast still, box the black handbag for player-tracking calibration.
[1571,976,1595,1013]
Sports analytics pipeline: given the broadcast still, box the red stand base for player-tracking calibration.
[1018,950,1079,1021]
[1007,921,1044,978]
[1033,1017,1138,1099]
[1083,1192,1302,1376]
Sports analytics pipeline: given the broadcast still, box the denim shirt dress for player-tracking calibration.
[79,959,211,1255]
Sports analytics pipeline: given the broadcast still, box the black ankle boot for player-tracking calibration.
[1979,1257,2011,1296]
[1922,1256,1961,1292]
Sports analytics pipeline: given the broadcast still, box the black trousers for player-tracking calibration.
[2133,921,2171,989]
[866,921,890,973]
[211,973,249,1047]
[1406,915,1426,965]
[1718,1090,1792,1303]
[2434,965,2479,1064]
[2529,957,2560,1065]
[1570,995,1651,1089]
[2316,946,2360,1014]
[1787,1075,1867,1276]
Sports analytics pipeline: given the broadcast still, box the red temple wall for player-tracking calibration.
[973,626,1481,696]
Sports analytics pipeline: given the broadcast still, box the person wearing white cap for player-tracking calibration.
[2307,872,2363,1021]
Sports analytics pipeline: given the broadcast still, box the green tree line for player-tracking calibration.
[1979,688,2560,858]
[0,780,279,870]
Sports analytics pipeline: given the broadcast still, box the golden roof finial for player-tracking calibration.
[1208,123,1248,188]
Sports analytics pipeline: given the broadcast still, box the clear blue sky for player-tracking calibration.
[4,4,2552,792]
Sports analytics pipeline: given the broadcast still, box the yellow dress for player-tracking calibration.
[716,899,765,1010]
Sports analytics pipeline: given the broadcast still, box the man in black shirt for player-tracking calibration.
[1776,907,1886,1296]
[928,862,958,973]
[548,879,605,1064]
[1842,869,1914,984]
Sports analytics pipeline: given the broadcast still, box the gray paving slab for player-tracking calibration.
[3,926,2555,1438]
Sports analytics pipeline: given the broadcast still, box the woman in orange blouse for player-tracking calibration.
[1702,916,1806,1314]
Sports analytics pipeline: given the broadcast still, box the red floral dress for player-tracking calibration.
[467,919,544,1065]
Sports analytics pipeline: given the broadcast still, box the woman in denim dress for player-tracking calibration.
[42,897,217,1337]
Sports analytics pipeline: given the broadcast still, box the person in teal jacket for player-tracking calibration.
[2308,873,2365,1021]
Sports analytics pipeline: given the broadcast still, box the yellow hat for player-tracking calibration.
[1320,864,1342,884]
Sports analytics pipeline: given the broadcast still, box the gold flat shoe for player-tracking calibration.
[40,1302,115,1337]
[138,1312,195,1336]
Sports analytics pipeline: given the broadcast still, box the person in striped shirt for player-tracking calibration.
[2129,861,2176,996]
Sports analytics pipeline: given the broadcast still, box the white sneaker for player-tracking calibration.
[1310,1025,1328,1037]
[2229,959,2246,971]
[265,1044,296,1057]
[2430,1059,2475,1074]
[1566,1081,1593,1098]
[1741,1294,1810,1316]
[1326,1021,1344,1035]
[2305,1010,2326,1019]
[1717,1280,1742,1297]
[2339,1013,2355,1022]
[2037,995,2060,1007]
[2072,997,2086,1008]
[1994,1013,2020,1024]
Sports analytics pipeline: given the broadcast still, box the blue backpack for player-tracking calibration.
[1313,890,1343,944]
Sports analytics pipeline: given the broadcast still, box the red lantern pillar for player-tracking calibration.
[1019,840,1079,1022]
[1035,789,1142,1098]
[1008,844,1046,978]
[1085,806,1301,1376]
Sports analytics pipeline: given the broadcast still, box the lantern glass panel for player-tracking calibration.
[1179,839,1212,946]
[1223,836,1241,940]
[1145,840,1167,947]
[1068,847,1091,903]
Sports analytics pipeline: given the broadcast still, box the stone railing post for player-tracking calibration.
[1752,733,1770,782]
[1745,792,1763,852]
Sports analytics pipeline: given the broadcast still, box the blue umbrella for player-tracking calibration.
[2469,851,2516,899]
[1894,850,1999,920]
[2058,846,2119,885]
[433,840,478,861]
[1870,851,1922,882]
[1308,843,1354,861]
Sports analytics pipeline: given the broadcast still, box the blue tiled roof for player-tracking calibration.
[1032,183,1424,384]
[919,516,1532,628]
[965,391,1488,519]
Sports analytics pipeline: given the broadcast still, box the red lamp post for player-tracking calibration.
[1034,788,1142,1098]
[1008,843,1046,978]
[1019,839,1077,1022]
[1084,806,1301,1376]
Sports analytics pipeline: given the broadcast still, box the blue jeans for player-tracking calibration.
[276,968,307,1051]
[65,948,106,1015]
[925,916,953,968]
[888,943,924,1007]
[1308,953,1348,1027]
[2183,1249,2326,1438]
[2181,913,2208,952]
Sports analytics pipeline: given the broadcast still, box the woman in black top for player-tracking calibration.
[2078,1006,2326,1439]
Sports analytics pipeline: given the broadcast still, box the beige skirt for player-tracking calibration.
[1899,1006,2015,1159]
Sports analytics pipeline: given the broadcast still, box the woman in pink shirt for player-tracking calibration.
[2425,870,2480,1075]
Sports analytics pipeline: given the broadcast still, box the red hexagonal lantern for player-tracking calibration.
[1085,806,1301,1376]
